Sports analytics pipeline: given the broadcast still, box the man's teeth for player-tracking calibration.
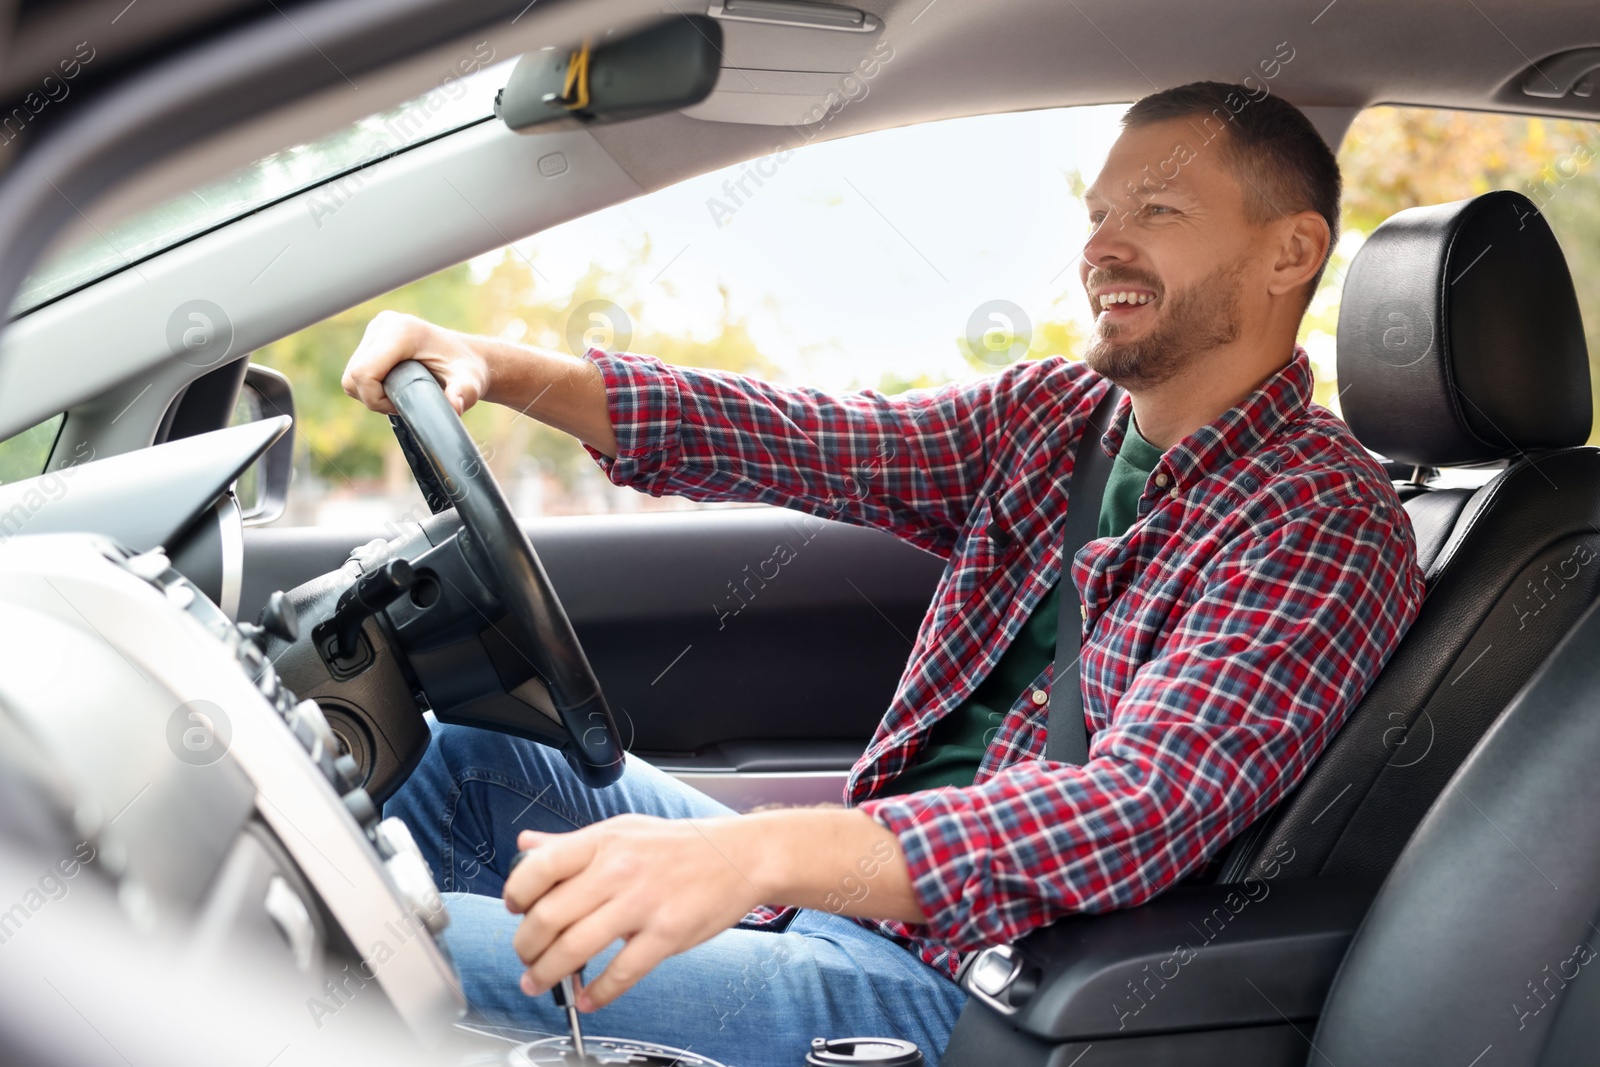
[1098,291,1154,309]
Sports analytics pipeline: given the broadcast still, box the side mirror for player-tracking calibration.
[233,364,295,525]
[495,15,722,133]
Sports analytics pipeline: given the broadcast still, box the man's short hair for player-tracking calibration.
[1121,81,1342,298]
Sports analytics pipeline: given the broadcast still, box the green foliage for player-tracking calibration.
[1339,109,1598,234]
[0,414,63,485]
[254,241,783,491]
[1335,107,1600,440]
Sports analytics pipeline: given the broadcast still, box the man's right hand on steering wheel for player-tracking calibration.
[342,309,620,458]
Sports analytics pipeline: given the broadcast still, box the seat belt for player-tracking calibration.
[953,385,1125,990]
[1045,385,1124,766]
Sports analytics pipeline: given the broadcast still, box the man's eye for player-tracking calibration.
[1144,204,1174,216]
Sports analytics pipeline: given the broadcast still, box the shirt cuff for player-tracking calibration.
[857,787,999,949]
[580,348,685,495]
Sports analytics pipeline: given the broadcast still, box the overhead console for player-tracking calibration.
[686,0,887,126]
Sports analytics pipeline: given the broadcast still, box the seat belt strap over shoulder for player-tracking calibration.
[1046,384,1123,766]
[955,384,1123,989]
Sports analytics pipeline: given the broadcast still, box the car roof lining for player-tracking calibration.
[36,0,1600,258]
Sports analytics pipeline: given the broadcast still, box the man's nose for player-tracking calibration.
[1081,213,1137,272]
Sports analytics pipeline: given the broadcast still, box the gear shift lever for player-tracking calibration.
[553,967,587,1060]
[512,848,588,1059]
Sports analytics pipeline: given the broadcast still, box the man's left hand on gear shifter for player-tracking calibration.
[501,808,923,1012]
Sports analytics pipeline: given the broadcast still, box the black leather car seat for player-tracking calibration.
[1314,592,1600,1066]
[1214,188,1597,885]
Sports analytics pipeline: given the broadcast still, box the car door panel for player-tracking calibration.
[240,506,944,802]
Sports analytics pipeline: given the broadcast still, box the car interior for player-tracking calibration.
[1,1,1599,1065]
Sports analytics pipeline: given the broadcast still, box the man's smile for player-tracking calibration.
[1091,287,1159,324]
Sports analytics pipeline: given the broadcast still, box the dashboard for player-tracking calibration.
[0,418,748,1065]
[0,533,465,1039]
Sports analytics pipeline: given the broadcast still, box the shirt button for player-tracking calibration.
[1154,472,1170,488]
[1031,689,1048,706]
[1169,488,1180,499]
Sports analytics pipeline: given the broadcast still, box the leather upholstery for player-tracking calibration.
[1399,487,1472,573]
[1313,594,1600,1066]
[1337,189,1590,467]
[1219,450,1600,883]
[1216,189,1597,887]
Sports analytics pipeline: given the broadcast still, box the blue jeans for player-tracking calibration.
[383,717,968,1067]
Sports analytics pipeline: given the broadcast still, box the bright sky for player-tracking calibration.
[489,104,1131,392]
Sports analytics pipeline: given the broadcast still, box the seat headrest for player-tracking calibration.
[1336,190,1591,468]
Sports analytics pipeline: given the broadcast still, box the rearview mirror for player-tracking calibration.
[495,15,722,133]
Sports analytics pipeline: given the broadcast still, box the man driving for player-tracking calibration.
[342,81,1424,1064]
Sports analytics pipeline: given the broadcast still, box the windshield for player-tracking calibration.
[13,51,517,315]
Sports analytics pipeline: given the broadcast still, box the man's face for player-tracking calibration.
[1078,118,1267,390]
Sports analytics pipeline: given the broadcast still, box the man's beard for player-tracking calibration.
[1084,254,1249,389]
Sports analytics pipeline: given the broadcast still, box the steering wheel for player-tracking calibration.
[381,360,625,787]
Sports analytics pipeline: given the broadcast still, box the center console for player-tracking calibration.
[941,875,1379,1066]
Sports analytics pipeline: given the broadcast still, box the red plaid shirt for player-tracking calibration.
[583,346,1424,981]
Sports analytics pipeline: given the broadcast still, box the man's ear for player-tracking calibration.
[1266,210,1331,299]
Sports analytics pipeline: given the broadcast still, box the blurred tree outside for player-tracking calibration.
[0,414,63,485]
[254,241,782,523]
[1310,107,1600,433]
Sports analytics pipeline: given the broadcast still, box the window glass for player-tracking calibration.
[230,389,264,513]
[0,413,64,484]
[14,51,514,314]
[254,103,1600,527]
[255,105,1129,526]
